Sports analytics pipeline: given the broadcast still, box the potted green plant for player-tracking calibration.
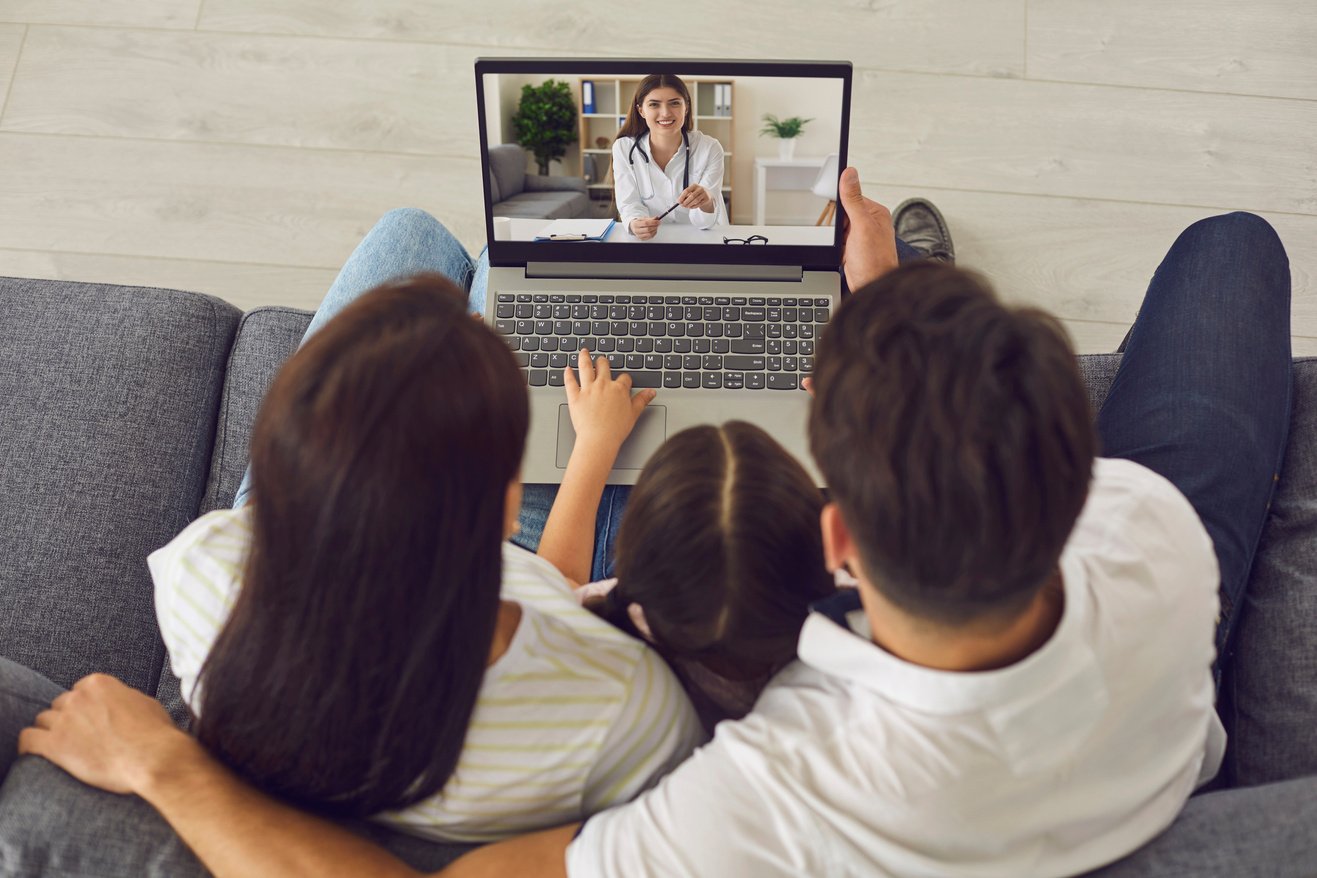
[511,79,578,176]
[760,114,813,160]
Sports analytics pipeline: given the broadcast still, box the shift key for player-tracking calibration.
[730,339,766,354]
[724,355,766,371]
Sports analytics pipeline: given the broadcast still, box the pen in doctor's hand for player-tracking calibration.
[656,202,680,221]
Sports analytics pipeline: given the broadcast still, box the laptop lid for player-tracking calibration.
[475,58,853,279]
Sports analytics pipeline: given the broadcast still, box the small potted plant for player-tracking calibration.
[512,79,578,176]
[760,114,812,160]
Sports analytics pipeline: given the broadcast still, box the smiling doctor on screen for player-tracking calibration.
[612,73,727,239]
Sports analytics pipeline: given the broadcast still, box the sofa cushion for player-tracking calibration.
[488,144,526,201]
[200,307,313,513]
[494,190,589,220]
[0,278,237,699]
[1224,357,1317,786]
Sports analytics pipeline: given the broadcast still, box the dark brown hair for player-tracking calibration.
[616,74,694,142]
[603,422,834,678]
[809,262,1096,627]
[196,275,528,817]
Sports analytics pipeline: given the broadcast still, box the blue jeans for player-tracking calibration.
[235,208,927,580]
[1097,212,1292,679]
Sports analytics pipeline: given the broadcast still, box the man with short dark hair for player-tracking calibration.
[17,169,1292,877]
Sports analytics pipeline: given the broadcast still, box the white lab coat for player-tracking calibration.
[612,129,727,235]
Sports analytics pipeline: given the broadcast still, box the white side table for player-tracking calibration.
[754,156,828,225]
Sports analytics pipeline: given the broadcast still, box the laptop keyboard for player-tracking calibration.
[493,293,828,390]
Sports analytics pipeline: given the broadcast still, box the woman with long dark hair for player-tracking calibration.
[148,273,702,841]
[612,73,727,240]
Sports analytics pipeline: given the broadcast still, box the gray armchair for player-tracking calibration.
[487,143,588,220]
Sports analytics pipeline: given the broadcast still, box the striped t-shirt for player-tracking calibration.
[148,507,705,842]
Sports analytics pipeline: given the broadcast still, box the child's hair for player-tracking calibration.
[602,421,835,680]
[196,274,528,817]
[615,73,694,142]
[810,262,1096,628]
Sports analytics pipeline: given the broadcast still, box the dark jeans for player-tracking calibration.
[1097,212,1292,679]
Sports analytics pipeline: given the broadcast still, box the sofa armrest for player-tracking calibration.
[523,174,587,194]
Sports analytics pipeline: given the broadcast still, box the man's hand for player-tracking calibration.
[564,348,656,455]
[838,167,898,291]
[630,217,661,240]
[676,184,712,213]
[18,673,189,797]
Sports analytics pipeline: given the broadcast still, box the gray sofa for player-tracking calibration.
[487,143,589,219]
[0,276,1314,876]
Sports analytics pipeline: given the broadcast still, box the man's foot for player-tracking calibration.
[893,198,955,263]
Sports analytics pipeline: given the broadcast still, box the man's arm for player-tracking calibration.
[19,674,430,878]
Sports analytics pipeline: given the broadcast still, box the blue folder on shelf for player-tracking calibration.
[533,218,616,242]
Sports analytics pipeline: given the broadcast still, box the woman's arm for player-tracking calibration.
[683,134,725,229]
[612,139,651,236]
[536,350,656,585]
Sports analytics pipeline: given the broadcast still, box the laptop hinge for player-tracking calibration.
[525,262,803,283]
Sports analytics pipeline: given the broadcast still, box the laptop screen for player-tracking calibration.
[476,59,852,272]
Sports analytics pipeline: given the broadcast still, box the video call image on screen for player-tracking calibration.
[481,71,844,247]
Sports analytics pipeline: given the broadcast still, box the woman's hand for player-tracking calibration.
[677,184,712,213]
[630,217,661,240]
[564,348,656,455]
[18,673,191,796]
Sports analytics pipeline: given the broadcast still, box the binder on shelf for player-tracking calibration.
[582,80,595,114]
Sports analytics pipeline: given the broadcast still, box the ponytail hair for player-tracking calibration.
[615,73,694,143]
[606,422,835,677]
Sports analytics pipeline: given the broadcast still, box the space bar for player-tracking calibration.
[621,371,662,388]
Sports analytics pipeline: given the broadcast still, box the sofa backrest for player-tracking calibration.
[488,144,526,202]
[0,278,238,708]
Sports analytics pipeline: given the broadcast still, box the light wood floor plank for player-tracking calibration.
[851,70,1317,216]
[198,0,1026,78]
[3,26,491,154]
[859,183,1317,332]
[0,24,22,118]
[0,248,336,312]
[0,1,201,29]
[1028,1,1317,101]
[0,132,485,267]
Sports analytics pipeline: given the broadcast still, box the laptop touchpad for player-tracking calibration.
[555,404,667,469]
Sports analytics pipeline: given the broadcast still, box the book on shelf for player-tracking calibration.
[582,80,595,114]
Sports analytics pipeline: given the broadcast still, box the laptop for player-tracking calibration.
[476,58,853,484]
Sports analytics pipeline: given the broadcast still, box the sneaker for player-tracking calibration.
[893,198,955,263]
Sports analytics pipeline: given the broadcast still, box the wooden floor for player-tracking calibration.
[0,1,1314,353]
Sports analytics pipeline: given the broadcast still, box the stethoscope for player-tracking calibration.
[626,129,690,203]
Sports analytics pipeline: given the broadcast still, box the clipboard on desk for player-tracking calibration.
[533,218,616,242]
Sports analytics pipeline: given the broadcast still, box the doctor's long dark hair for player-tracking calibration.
[616,73,694,142]
[194,275,528,817]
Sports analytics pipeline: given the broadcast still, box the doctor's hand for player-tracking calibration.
[564,348,657,455]
[838,167,899,291]
[18,673,191,797]
[629,217,661,240]
[676,184,713,213]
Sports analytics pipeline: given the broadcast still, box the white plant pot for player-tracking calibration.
[778,138,797,161]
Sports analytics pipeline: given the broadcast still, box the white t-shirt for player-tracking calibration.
[568,458,1225,877]
[148,507,705,843]
[612,129,727,233]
